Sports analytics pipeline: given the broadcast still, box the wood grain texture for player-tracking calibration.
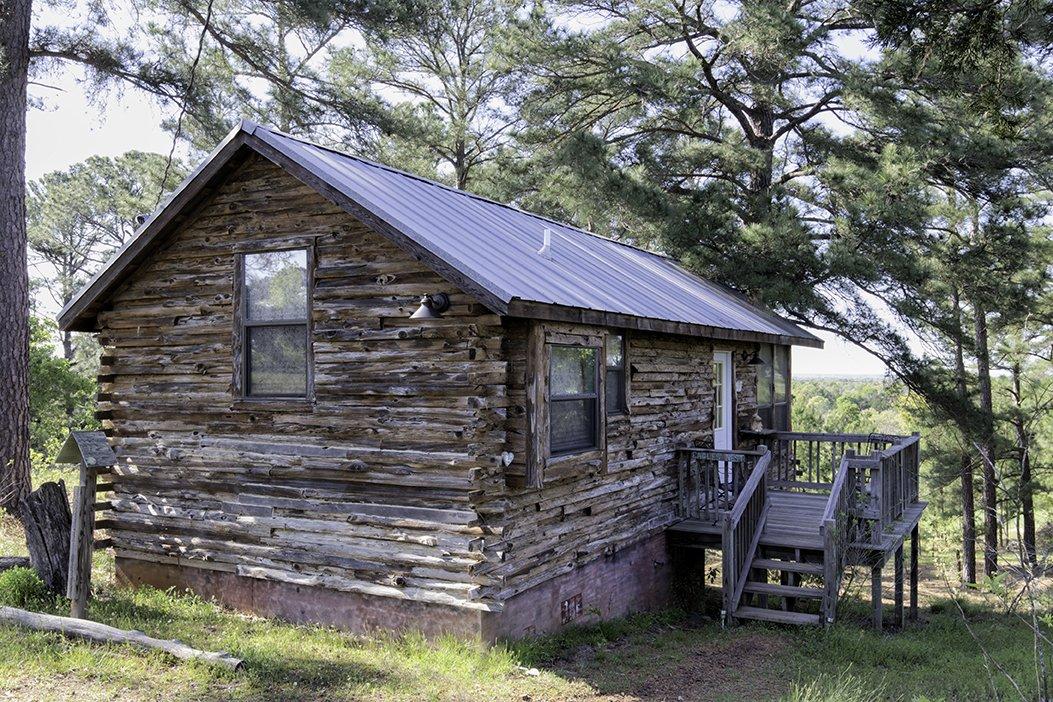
[96,155,507,611]
[93,154,763,614]
[0,606,243,669]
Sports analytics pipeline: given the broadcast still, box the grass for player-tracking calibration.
[0,474,1048,701]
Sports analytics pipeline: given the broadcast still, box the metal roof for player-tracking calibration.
[58,121,821,347]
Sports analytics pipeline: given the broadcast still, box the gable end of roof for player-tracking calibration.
[58,120,822,350]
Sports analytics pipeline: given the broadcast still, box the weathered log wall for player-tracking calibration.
[476,320,758,603]
[95,152,763,622]
[97,154,507,611]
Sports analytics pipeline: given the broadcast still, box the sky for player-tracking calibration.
[25,69,892,378]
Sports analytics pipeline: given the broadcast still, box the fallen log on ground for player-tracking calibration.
[0,557,30,572]
[0,606,243,670]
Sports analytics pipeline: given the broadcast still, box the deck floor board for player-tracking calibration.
[669,490,925,555]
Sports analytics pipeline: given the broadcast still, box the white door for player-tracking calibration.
[713,351,733,451]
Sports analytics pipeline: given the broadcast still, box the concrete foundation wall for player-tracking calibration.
[483,531,672,639]
[116,531,672,641]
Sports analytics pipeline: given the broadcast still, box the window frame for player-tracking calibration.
[755,343,791,430]
[234,245,315,401]
[548,343,602,456]
[524,324,608,488]
[604,333,628,415]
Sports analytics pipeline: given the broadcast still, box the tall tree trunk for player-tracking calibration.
[952,287,977,583]
[0,0,33,514]
[1011,362,1037,568]
[973,301,998,576]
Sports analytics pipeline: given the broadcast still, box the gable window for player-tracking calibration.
[240,249,310,397]
[549,345,600,454]
[756,344,790,430]
[605,334,627,414]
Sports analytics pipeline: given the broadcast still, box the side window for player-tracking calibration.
[605,334,627,414]
[713,358,724,429]
[757,344,773,406]
[755,344,790,430]
[240,249,310,397]
[773,344,790,429]
[549,345,600,454]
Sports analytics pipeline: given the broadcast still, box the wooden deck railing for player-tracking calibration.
[677,448,768,523]
[820,451,864,625]
[675,446,771,623]
[758,431,900,491]
[869,433,921,541]
[820,434,922,624]
[722,449,770,623]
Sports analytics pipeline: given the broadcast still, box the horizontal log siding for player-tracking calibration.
[486,321,760,601]
[96,155,507,611]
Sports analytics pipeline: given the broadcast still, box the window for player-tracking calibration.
[756,344,790,430]
[549,345,600,454]
[757,344,773,407]
[605,334,627,414]
[240,249,310,397]
[713,358,725,429]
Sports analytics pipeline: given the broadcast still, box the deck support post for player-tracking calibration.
[894,545,904,629]
[751,566,768,608]
[871,559,883,631]
[909,525,919,622]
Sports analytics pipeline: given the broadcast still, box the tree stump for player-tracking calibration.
[19,481,71,593]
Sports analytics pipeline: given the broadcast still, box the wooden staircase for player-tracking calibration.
[733,550,825,626]
[673,433,925,631]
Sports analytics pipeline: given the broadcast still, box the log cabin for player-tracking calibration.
[58,121,927,639]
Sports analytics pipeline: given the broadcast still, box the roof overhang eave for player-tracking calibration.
[505,300,824,348]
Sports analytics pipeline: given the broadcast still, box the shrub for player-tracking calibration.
[0,567,54,610]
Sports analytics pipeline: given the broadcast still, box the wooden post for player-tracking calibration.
[909,524,919,622]
[57,432,117,620]
[871,559,883,632]
[67,466,97,619]
[721,516,734,626]
[894,545,904,629]
[753,566,768,608]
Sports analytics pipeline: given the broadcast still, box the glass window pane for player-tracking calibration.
[248,325,307,396]
[774,346,789,403]
[757,345,773,407]
[605,335,624,369]
[606,369,625,413]
[550,346,597,397]
[245,249,307,321]
[713,360,724,429]
[551,398,597,452]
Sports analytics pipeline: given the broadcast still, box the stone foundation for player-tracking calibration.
[115,532,673,641]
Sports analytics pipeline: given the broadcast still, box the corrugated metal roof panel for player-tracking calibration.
[251,125,819,344]
[58,120,820,346]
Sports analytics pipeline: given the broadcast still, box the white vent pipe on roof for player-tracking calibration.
[538,228,554,260]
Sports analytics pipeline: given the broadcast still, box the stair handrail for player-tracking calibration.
[722,447,771,623]
[819,450,859,625]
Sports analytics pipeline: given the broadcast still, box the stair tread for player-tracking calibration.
[734,606,822,626]
[743,582,824,599]
[751,558,824,575]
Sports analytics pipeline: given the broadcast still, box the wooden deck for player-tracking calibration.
[669,491,928,556]
[669,490,827,551]
[673,436,925,630]
[669,492,926,555]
